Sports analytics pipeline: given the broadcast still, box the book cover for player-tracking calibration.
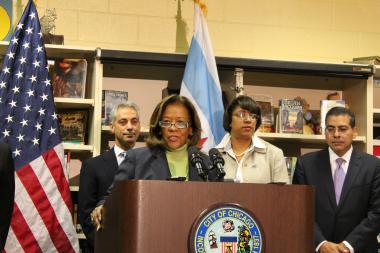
[51,59,87,98]
[250,94,274,133]
[102,90,129,125]
[279,99,304,134]
[58,110,88,144]
[320,100,345,134]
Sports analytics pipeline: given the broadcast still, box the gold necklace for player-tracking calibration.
[234,150,246,157]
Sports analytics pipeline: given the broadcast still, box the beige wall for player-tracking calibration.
[13,0,380,63]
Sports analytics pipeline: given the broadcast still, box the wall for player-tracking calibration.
[13,0,380,63]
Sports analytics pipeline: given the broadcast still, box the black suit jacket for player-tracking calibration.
[293,148,380,253]
[78,148,119,252]
[0,142,15,250]
[99,145,219,205]
[114,146,215,181]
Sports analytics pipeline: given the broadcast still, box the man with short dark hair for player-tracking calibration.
[78,102,141,252]
[293,107,380,253]
[0,141,15,250]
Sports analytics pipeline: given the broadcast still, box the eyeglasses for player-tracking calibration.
[325,125,351,135]
[159,120,190,129]
[233,111,259,120]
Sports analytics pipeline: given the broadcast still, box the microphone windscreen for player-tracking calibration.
[208,148,220,157]
[188,146,200,156]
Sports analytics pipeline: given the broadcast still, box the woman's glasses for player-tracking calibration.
[233,111,259,121]
[159,120,190,129]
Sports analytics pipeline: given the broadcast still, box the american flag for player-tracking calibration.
[0,1,79,252]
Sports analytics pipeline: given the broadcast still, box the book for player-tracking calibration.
[250,94,274,133]
[58,110,88,144]
[102,90,129,125]
[279,99,304,134]
[320,100,345,134]
[51,59,87,98]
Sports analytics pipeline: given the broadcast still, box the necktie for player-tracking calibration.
[118,151,127,165]
[334,158,346,204]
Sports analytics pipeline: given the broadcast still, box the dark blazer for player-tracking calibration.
[0,142,15,250]
[293,148,380,253]
[78,148,119,253]
[99,145,219,205]
[114,146,216,182]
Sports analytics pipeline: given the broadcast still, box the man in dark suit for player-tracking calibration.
[0,141,15,250]
[293,107,380,253]
[78,102,141,253]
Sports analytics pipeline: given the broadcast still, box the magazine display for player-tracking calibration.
[279,99,304,134]
[102,90,129,125]
[51,59,87,98]
[58,110,88,144]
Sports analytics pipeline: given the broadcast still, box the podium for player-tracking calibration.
[95,180,314,253]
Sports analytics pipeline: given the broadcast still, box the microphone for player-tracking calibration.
[209,148,226,179]
[189,146,207,180]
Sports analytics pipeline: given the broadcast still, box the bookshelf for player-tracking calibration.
[99,49,374,157]
[373,66,380,158]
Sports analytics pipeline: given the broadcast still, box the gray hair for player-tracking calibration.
[110,101,140,123]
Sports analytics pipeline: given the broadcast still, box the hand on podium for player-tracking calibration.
[91,205,104,231]
[319,241,349,253]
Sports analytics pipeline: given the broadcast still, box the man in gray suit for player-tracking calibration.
[293,107,380,253]
[78,102,141,253]
[0,141,15,250]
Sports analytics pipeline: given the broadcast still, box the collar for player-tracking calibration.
[328,146,353,165]
[166,144,188,153]
[215,133,267,153]
[113,144,127,158]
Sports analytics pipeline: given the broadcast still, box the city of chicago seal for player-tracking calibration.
[190,203,264,253]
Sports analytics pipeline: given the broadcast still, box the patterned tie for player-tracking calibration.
[334,158,346,205]
[118,151,127,165]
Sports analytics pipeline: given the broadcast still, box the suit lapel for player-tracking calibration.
[318,149,338,209]
[151,147,171,179]
[338,149,361,207]
[102,148,119,173]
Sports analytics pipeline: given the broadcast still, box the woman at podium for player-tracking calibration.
[215,95,289,184]
[91,95,219,228]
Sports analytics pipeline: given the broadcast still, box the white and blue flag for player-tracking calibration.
[180,1,225,152]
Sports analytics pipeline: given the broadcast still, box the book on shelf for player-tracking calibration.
[279,99,304,134]
[320,100,345,134]
[249,94,274,133]
[50,59,87,98]
[102,90,129,125]
[58,110,88,144]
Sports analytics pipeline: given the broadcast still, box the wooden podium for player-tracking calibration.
[95,180,314,253]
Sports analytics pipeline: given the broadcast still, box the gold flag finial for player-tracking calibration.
[194,0,208,17]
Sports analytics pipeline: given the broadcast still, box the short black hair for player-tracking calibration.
[223,95,262,133]
[325,107,355,128]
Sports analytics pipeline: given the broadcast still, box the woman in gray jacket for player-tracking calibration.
[215,95,289,184]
